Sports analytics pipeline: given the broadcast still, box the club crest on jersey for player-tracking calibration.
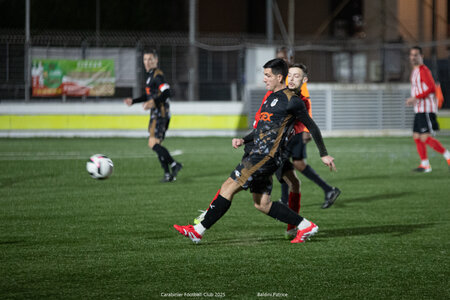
[260,112,273,122]
[270,98,278,107]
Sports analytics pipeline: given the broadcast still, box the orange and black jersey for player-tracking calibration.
[132,68,171,117]
[247,88,327,158]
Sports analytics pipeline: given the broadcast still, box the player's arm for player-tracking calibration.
[232,130,255,149]
[288,98,336,171]
[124,94,146,106]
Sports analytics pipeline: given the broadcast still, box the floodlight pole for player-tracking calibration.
[24,0,30,102]
[266,0,273,44]
[188,0,198,101]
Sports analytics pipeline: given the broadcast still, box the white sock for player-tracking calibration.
[444,150,450,160]
[297,218,311,230]
[421,159,430,167]
[194,223,206,236]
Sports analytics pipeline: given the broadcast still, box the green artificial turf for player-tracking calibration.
[0,136,449,299]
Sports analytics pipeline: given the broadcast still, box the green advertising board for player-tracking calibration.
[32,59,115,97]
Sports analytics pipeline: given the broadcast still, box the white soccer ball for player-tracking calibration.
[86,154,114,179]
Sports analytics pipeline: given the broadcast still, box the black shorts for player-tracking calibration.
[413,113,439,134]
[275,160,294,183]
[230,154,280,194]
[149,117,170,140]
[287,133,307,160]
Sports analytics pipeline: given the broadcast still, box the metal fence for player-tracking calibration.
[1,30,450,108]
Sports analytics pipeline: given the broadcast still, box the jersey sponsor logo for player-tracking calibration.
[270,98,278,107]
[260,112,273,122]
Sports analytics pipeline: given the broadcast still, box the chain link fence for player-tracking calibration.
[1,30,450,108]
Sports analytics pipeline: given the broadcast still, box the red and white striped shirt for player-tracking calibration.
[410,64,437,113]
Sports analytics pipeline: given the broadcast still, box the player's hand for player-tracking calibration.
[124,98,133,106]
[302,132,312,143]
[405,97,417,106]
[232,138,245,149]
[321,155,337,172]
[143,100,154,110]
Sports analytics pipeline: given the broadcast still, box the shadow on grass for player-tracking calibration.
[300,191,413,208]
[339,191,413,205]
[203,235,286,246]
[319,223,435,239]
[0,173,55,189]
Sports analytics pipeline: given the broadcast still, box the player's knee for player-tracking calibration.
[419,134,429,142]
[293,160,307,171]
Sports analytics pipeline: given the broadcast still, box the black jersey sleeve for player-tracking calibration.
[151,75,170,106]
[242,130,255,144]
[287,97,328,157]
[131,94,147,104]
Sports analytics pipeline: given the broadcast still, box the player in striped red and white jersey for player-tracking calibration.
[406,46,450,172]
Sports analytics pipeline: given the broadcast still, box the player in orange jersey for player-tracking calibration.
[276,47,340,212]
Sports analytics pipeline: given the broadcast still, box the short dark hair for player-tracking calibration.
[410,46,423,55]
[263,58,288,80]
[290,63,308,77]
[143,48,158,58]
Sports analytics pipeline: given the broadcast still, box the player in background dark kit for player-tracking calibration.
[174,58,337,244]
[406,46,450,172]
[124,49,182,182]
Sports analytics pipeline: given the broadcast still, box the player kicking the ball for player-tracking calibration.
[174,58,336,244]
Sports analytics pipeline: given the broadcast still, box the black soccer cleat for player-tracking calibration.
[160,173,174,183]
[171,162,183,178]
[322,187,341,209]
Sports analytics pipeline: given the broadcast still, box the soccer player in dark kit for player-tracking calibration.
[174,58,336,244]
[124,49,182,182]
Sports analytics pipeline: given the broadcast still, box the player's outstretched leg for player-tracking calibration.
[174,191,231,244]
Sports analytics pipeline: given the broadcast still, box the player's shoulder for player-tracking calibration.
[279,88,301,102]
[419,64,431,73]
[154,69,165,78]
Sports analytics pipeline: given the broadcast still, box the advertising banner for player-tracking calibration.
[32,59,115,97]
